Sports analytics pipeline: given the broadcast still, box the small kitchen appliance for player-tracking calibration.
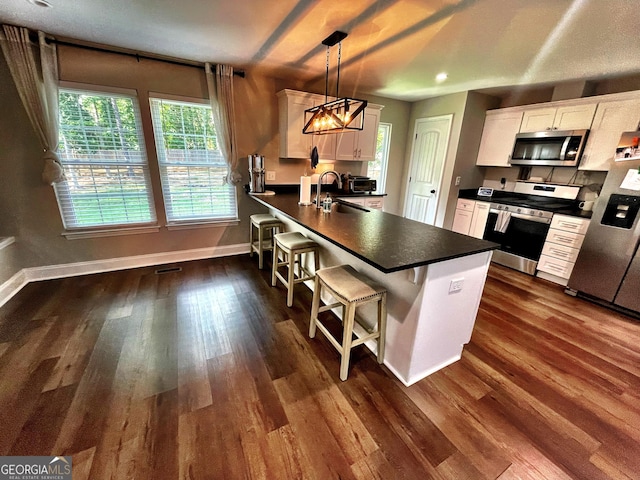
[567,131,640,315]
[249,154,265,193]
[509,129,589,167]
[341,174,377,193]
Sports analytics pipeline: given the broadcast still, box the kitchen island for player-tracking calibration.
[250,192,498,386]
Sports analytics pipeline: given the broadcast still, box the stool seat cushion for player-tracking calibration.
[251,214,283,226]
[317,265,386,303]
[275,232,318,251]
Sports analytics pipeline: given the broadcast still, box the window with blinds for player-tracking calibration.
[54,88,156,229]
[149,97,237,223]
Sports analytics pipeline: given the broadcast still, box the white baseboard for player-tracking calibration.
[0,270,29,310]
[0,243,249,309]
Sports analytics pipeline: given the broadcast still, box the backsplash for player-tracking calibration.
[482,166,606,192]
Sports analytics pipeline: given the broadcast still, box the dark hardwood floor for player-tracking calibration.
[1,255,639,479]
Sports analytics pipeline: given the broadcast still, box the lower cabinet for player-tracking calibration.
[337,196,384,210]
[452,199,489,239]
[537,214,590,285]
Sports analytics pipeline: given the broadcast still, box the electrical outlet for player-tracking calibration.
[455,176,461,186]
[266,171,276,181]
[449,278,464,293]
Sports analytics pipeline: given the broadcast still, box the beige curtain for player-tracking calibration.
[205,62,241,184]
[0,25,63,184]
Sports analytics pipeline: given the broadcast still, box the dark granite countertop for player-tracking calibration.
[249,192,498,273]
[458,189,593,220]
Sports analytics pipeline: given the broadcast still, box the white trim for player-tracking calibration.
[0,237,15,251]
[62,226,161,239]
[165,219,240,230]
[148,92,210,105]
[59,81,139,97]
[0,270,29,309]
[0,243,249,309]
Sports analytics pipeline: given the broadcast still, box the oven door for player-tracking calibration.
[483,209,552,274]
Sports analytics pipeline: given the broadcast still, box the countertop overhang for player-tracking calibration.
[249,192,498,273]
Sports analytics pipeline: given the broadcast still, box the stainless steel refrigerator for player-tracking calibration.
[568,132,640,314]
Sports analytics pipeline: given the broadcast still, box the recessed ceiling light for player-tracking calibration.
[27,0,52,7]
[435,72,448,83]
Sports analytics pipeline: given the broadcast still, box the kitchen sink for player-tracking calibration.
[332,201,370,214]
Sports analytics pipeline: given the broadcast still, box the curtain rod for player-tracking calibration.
[49,38,246,78]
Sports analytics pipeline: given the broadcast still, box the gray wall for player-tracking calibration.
[0,43,414,287]
[0,45,281,285]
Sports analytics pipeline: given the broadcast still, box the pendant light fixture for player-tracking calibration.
[302,31,368,135]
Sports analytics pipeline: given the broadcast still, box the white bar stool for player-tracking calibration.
[250,214,285,269]
[309,264,387,381]
[271,232,319,307]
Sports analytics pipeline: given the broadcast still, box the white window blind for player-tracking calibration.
[54,88,156,229]
[149,97,237,223]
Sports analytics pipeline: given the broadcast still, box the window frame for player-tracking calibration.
[367,122,392,193]
[149,94,238,226]
[54,82,158,236]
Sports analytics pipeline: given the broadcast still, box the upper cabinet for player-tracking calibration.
[335,106,382,161]
[579,98,640,171]
[519,104,597,132]
[475,90,640,171]
[475,110,523,167]
[277,89,313,159]
[277,89,382,161]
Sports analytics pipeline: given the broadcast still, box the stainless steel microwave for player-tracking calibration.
[509,129,589,167]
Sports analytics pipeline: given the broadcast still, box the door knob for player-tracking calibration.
[430,189,436,194]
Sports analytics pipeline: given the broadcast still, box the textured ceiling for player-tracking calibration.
[1,0,640,101]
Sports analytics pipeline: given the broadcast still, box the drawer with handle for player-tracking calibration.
[537,254,575,279]
[541,242,580,263]
[550,214,590,234]
[545,229,586,250]
[456,199,475,212]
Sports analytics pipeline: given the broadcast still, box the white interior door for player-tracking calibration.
[403,115,452,224]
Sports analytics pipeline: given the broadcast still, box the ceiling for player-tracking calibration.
[2,0,640,101]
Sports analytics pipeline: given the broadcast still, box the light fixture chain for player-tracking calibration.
[336,41,341,99]
[325,45,330,103]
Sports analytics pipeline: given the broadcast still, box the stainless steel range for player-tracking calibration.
[481,182,581,275]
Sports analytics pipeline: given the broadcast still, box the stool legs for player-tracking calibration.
[377,292,387,363]
[272,237,318,308]
[309,276,321,338]
[309,270,387,381]
[340,303,356,381]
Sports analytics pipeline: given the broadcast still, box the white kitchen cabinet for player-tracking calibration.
[519,103,596,132]
[364,197,384,210]
[579,98,640,171]
[469,201,490,239]
[452,199,475,235]
[278,89,381,162]
[277,89,314,158]
[475,110,523,167]
[537,214,590,285]
[335,106,382,161]
[336,196,384,210]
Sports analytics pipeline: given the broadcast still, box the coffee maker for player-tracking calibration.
[248,154,265,193]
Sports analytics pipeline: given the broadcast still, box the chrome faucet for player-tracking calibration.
[315,170,342,208]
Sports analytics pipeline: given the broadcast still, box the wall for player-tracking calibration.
[0,45,284,281]
[0,41,413,287]
[402,92,468,227]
